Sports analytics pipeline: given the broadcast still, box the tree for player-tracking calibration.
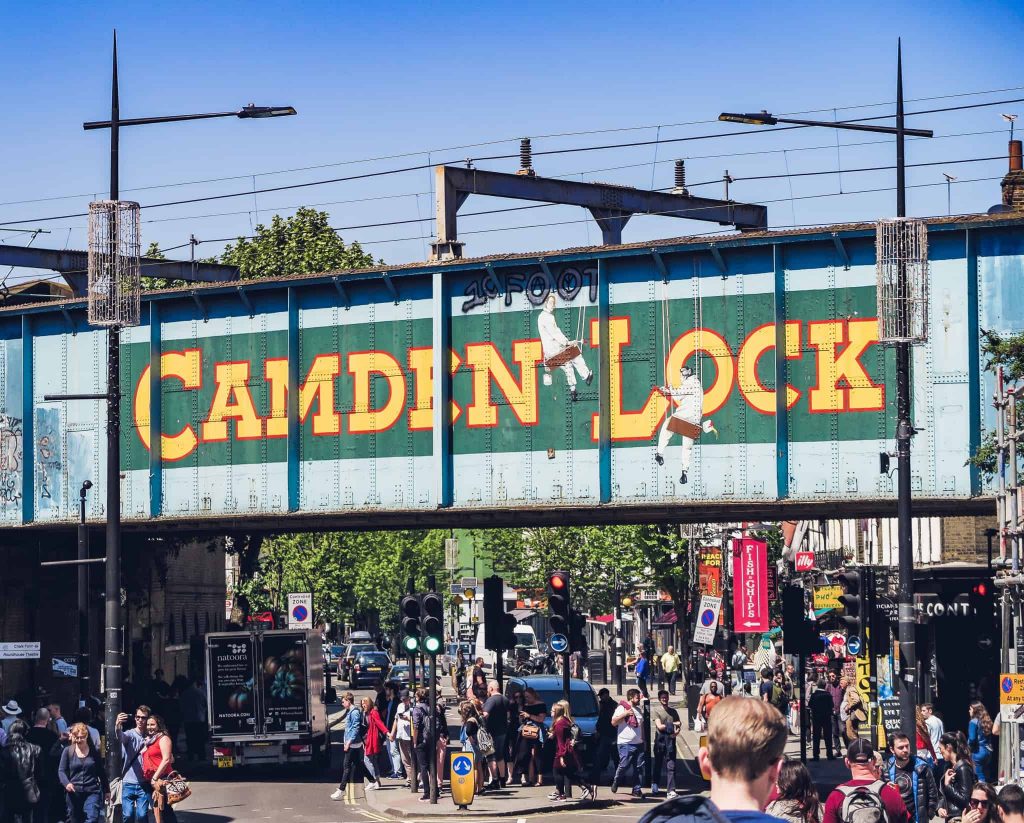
[968,329,1024,480]
[220,208,377,279]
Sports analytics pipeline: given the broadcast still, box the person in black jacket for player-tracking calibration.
[886,733,938,823]
[0,720,43,823]
[808,680,835,761]
[939,731,977,818]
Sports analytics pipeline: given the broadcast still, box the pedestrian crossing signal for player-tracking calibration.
[422,592,444,655]
[401,594,421,653]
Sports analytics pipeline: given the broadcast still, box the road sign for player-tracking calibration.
[693,595,722,646]
[51,655,78,678]
[732,538,768,633]
[1001,673,1024,705]
[814,585,843,611]
[450,752,476,808]
[847,635,862,655]
[795,551,815,572]
[287,593,313,629]
[549,634,569,653]
[0,642,40,660]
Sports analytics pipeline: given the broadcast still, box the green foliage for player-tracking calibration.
[220,208,377,279]
[967,430,999,482]
[981,329,1024,382]
[240,530,445,628]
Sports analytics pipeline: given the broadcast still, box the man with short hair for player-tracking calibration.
[822,738,910,823]
[482,680,511,789]
[698,681,723,723]
[920,704,944,753]
[826,672,846,753]
[650,690,680,798]
[639,695,789,823]
[998,784,1024,823]
[661,647,682,696]
[885,733,938,823]
[611,688,645,799]
[809,679,835,760]
[115,705,152,823]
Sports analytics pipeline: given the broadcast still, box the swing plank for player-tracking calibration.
[545,343,581,369]
[667,417,701,439]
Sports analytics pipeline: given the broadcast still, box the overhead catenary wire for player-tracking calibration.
[2,95,1022,229]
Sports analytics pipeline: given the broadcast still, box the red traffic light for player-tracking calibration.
[973,583,988,597]
[549,573,566,589]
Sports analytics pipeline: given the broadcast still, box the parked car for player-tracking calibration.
[387,663,419,687]
[340,642,378,680]
[504,674,599,770]
[349,651,392,688]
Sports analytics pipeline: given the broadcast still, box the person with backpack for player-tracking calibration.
[938,731,977,819]
[410,689,433,802]
[549,700,593,802]
[885,733,938,823]
[822,738,910,823]
[330,693,365,801]
[769,672,793,720]
[611,689,645,799]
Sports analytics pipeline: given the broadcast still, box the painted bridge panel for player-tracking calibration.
[0,216,1020,528]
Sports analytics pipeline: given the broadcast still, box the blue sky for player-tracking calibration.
[1,0,1023,280]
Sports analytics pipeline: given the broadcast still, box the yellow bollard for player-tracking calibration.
[450,752,476,810]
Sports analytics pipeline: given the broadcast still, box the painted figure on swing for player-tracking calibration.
[537,293,593,401]
[654,364,715,485]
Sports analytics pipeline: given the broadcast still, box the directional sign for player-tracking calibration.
[549,633,569,653]
[452,754,473,776]
[795,551,815,572]
[450,751,476,808]
[287,593,313,629]
[847,636,862,656]
[0,642,40,660]
[1001,673,1024,705]
[732,538,768,633]
[692,595,722,646]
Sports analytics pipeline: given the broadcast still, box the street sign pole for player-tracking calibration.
[428,653,438,804]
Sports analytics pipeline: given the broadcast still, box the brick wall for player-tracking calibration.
[942,515,997,563]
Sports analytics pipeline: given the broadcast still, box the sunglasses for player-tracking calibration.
[970,799,990,808]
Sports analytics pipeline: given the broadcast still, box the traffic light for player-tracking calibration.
[500,611,518,651]
[483,575,506,652]
[970,580,996,631]
[782,585,818,655]
[547,570,571,638]
[569,610,587,654]
[421,591,444,655]
[400,594,422,653]
[837,569,865,640]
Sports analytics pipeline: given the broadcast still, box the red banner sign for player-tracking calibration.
[698,546,723,597]
[732,538,768,633]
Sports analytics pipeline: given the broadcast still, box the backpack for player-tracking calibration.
[770,683,790,711]
[838,780,889,823]
[476,724,495,756]
[568,722,581,749]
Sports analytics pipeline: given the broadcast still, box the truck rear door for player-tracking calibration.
[207,634,258,737]
[259,631,311,735]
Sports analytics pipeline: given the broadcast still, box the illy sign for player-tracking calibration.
[794,552,815,572]
[732,538,769,633]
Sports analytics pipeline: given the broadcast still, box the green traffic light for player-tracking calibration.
[403,636,420,652]
[424,636,442,654]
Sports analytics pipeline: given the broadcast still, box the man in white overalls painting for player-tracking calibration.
[538,293,592,400]
[654,364,709,485]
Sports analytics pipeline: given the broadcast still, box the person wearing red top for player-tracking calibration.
[361,697,391,791]
[549,700,595,803]
[142,715,177,823]
[822,739,910,823]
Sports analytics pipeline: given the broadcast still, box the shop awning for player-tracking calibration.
[652,609,677,626]
[589,614,614,624]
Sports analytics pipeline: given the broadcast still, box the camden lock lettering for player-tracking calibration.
[127,313,884,464]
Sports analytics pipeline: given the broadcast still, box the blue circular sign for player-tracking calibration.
[700,609,715,627]
[847,636,862,655]
[550,634,569,653]
[291,604,308,622]
[452,755,473,776]
[1003,676,1014,694]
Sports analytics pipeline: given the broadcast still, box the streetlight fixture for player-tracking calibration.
[720,40,931,752]
[59,32,296,786]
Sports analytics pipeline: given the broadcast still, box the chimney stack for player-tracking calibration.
[1000,140,1024,210]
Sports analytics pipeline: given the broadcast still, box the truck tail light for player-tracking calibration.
[213,746,232,757]
[354,665,361,672]
[288,744,311,755]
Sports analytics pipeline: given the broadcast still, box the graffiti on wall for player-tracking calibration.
[0,414,23,507]
[35,407,62,510]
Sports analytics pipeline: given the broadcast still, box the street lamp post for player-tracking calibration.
[78,480,93,707]
[78,33,295,783]
[719,41,931,750]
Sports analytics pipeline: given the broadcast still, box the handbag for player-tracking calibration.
[520,723,540,740]
[163,771,192,805]
[476,726,496,757]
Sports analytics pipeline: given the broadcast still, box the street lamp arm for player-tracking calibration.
[83,105,296,130]
[774,116,933,138]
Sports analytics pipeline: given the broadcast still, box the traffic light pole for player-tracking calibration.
[562,652,571,703]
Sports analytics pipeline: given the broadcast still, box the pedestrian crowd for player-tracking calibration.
[0,670,204,823]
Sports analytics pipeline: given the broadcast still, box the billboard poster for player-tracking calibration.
[732,538,768,633]
[698,546,723,596]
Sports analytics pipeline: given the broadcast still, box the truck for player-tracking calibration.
[205,629,328,768]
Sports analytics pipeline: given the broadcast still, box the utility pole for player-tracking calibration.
[77,481,93,706]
